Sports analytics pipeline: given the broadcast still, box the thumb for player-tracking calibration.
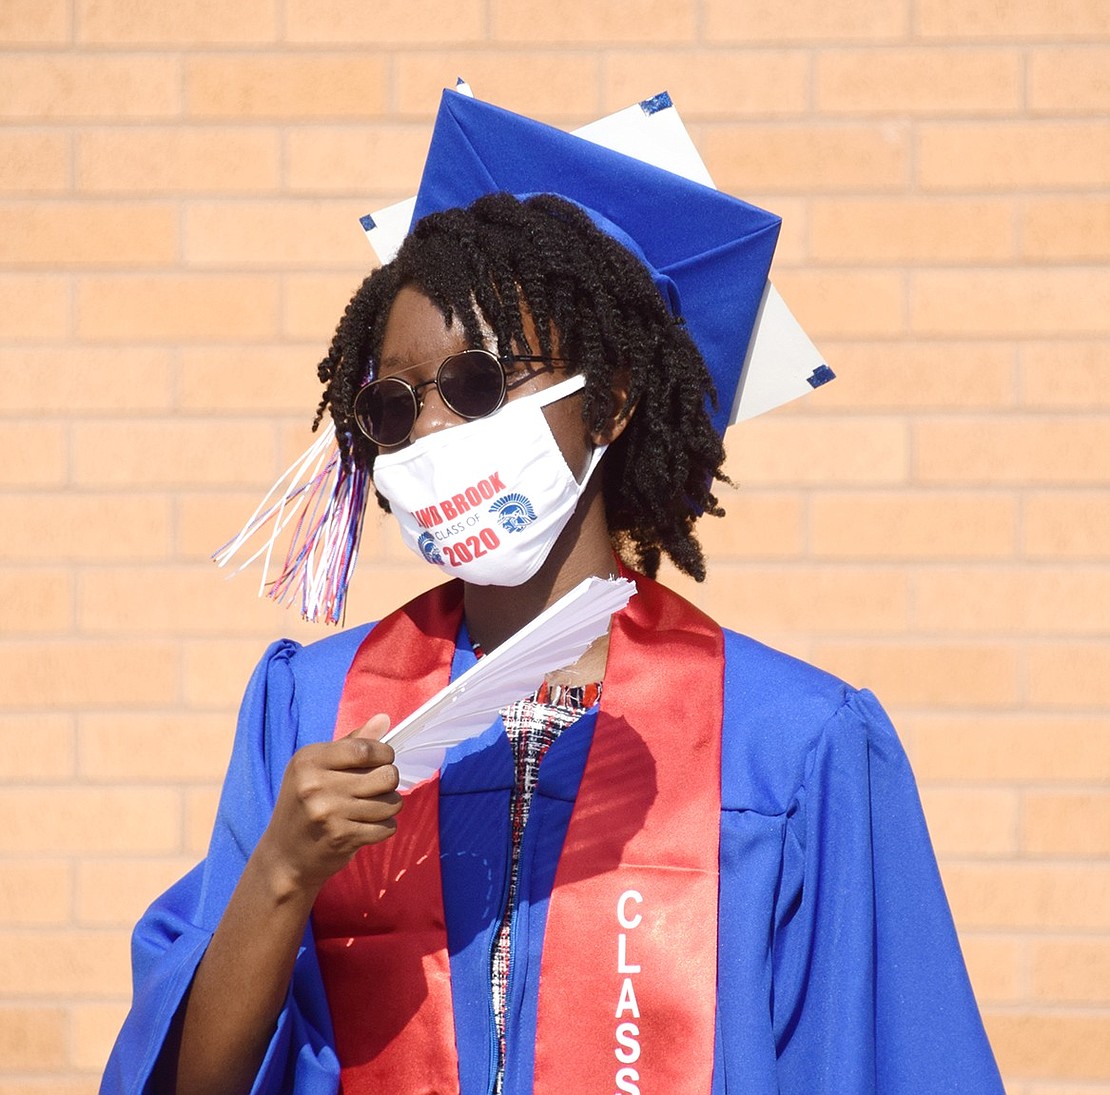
[346,712,391,742]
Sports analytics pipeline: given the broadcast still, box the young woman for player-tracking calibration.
[104,187,1007,1092]
[104,104,1004,1095]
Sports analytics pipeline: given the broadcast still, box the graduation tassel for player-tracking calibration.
[212,430,370,625]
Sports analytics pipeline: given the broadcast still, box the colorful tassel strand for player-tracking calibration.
[212,430,370,625]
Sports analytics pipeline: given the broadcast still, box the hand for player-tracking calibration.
[258,714,402,895]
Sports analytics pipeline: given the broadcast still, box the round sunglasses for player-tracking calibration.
[353,349,572,448]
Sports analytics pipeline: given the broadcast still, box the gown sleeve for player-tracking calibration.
[772,688,1004,1094]
[100,640,340,1095]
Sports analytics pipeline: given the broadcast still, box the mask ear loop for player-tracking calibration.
[576,436,609,487]
[532,373,609,486]
[531,371,586,407]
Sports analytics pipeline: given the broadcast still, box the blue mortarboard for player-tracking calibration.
[407,89,782,438]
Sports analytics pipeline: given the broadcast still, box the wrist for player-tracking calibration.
[250,832,323,909]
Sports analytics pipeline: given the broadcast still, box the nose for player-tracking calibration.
[407,379,464,443]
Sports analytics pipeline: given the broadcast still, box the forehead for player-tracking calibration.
[376,282,553,377]
[377,285,469,373]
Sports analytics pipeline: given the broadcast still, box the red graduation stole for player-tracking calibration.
[312,571,723,1093]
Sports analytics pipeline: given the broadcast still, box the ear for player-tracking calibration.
[591,368,635,446]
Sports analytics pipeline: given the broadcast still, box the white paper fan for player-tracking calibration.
[384,575,635,788]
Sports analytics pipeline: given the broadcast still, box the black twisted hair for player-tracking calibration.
[315,192,729,581]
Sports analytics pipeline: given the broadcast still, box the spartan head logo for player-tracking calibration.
[417,531,445,565]
[489,492,537,533]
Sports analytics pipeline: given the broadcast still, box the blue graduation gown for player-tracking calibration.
[101,617,1004,1094]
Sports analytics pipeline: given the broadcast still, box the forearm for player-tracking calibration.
[172,837,320,1095]
[164,721,399,1095]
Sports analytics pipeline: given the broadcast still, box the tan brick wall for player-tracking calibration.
[0,2,1107,1090]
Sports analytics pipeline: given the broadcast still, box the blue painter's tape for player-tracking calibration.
[806,364,836,388]
[639,91,673,116]
[359,214,376,232]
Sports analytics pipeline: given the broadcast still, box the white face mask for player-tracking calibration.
[372,374,607,586]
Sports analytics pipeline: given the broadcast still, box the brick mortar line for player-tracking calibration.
[11,114,1110,128]
[5,261,1109,274]
[8,262,1110,277]
[962,931,1110,940]
[979,1004,1110,1014]
[0,844,212,852]
[16,701,1103,717]
[943,860,1110,871]
[946,929,1110,940]
[4,702,1108,716]
[1013,784,1026,872]
[0,777,222,789]
[29,625,1110,639]
[1,39,1104,54]
[921,782,1110,792]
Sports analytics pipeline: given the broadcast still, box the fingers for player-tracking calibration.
[331,764,401,800]
[345,790,403,826]
[327,736,396,774]
[300,786,402,830]
[291,782,403,858]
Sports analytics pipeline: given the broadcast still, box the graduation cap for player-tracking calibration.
[364,85,832,434]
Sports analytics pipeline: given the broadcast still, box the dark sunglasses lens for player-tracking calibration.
[355,378,416,447]
[438,350,506,419]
